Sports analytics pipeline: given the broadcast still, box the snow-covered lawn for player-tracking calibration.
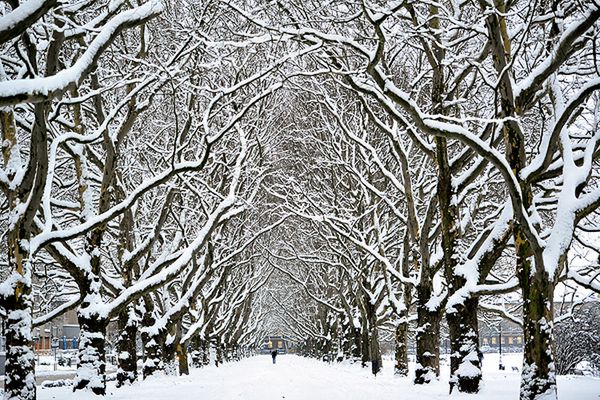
[37,354,600,400]
[34,355,77,374]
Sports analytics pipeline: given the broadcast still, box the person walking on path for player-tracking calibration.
[271,350,278,364]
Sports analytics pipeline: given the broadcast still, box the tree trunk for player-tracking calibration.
[352,326,362,361]
[447,297,481,393]
[435,134,482,392]
[215,338,223,367]
[224,344,232,362]
[162,336,178,375]
[116,305,138,387]
[414,286,441,384]
[360,323,370,368]
[202,339,210,366]
[142,329,164,378]
[141,297,164,378]
[482,3,558,398]
[74,272,108,395]
[3,253,36,400]
[366,301,382,375]
[2,109,36,400]
[394,316,409,376]
[176,342,189,375]
[190,336,203,368]
[74,309,108,394]
[395,284,412,376]
[369,329,382,376]
[519,254,556,400]
[161,322,184,375]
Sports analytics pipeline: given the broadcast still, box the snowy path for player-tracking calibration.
[38,354,600,400]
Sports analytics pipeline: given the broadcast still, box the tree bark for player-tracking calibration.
[436,135,482,392]
[367,300,382,375]
[351,325,362,361]
[1,105,44,400]
[202,339,210,366]
[116,305,139,387]
[394,313,410,376]
[176,342,190,375]
[360,319,370,368]
[215,339,224,367]
[3,233,36,400]
[519,255,556,400]
[141,296,164,378]
[74,290,108,395]
[74,243,108,393]
[483,3,558,398]
[414,285,441,384]
[190,336,204,368]
[142,329,165,378]
[447,297,481,392]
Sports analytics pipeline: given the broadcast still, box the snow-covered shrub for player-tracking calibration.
[555,303,600,376]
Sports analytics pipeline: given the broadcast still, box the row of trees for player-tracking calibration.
[224,1,600,400]
[1,1,599,400]
[0,0,308,398]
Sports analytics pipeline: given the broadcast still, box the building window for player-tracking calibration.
[508,337,514,345]
[492,337,497,345]
[483,337,488,345]
[517,336,522,344]
[278,341,283,349]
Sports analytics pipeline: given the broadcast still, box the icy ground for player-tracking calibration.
[37,354,600,400]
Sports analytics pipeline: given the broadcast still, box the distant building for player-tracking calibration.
[479,319,523,352]
[0,308,81,355]
[260,335,295,354]
[32,309,80,352]
[478,299,600,353]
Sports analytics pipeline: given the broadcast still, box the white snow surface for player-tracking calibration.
[35,354,600,400]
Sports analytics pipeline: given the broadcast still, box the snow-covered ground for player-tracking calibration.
[34,355,77,374]
[34,352,600,400]
[0,354,118,387]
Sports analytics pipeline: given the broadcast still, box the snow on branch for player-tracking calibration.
[33,295,81,327]
[479,302,523,327]
[0,0,163,106]
[97,129,250,318]
[568,268,600,294]
[0,0,58,45]
[523,77,600,181]
[514,5,600,110]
